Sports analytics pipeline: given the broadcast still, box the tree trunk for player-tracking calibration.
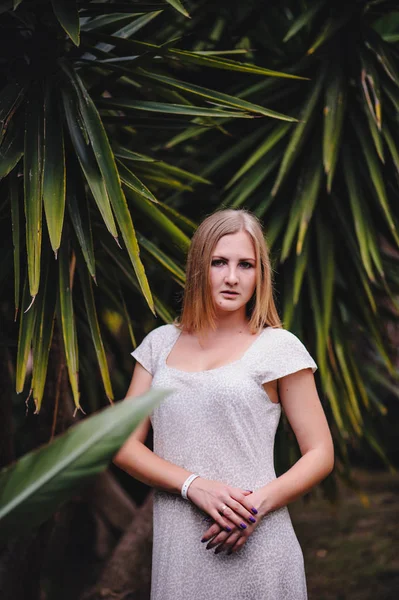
[82,493,153,600]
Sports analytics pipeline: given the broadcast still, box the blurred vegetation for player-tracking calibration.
[0,1,399,597]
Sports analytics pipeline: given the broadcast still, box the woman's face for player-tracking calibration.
[209,231,257,316]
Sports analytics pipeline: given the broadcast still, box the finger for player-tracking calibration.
[230,490,259,517]
[239,488,253,496]
[212,505,250,533]
[217,531,242,555]
[226,497,257,525]
[210,509,239,534]
[201,522,222,542]
[205,530,229,550]
[230,535,247,554]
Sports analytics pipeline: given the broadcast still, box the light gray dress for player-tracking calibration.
[131,324,317,600]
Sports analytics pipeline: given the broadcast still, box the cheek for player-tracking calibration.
[209,269,220,290]
[244,270,257,292]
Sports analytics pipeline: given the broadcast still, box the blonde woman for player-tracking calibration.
[114,209,334,600]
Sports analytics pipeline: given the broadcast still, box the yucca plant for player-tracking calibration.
[143,0,399,469]
[0,0,297,417]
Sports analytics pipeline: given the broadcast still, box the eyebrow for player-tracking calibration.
[212,255,256,262]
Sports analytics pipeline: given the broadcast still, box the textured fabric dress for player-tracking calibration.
[131,324,317,600]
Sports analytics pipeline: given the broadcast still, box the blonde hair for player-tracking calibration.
[178,209,281,334]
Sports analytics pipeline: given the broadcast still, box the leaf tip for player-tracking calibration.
[24,295,36,313]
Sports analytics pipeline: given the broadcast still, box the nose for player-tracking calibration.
[225,265,239,286]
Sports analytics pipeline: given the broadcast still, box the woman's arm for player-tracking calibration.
[255,368,334,513]
[113,362,194,494]
[203,368,334,553]
[113,362,257,529]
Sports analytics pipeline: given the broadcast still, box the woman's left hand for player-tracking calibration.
[200,490,265,554]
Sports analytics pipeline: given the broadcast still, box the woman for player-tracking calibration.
[114,209,334,600]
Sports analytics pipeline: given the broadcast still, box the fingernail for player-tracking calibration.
[251,507,258,515]
[246,490,253,493]
[225,526,232,532]
[214,548,221,555]
[239,522,247,529]
[249,516,256,523]
[206,543,212,550]
[201,538,207,543]
[227,550,232,555]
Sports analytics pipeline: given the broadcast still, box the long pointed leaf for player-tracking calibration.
[225,122,290,189]
[60,60,154,313]
[16,275,37,393]
[323,65,346,191]
[77,254,114,401]
[283,0,326,42]
[10,170,20,319]
[124,187,190,253]
[98,97,253,118]
[43,84,66,255]
[51,0,80,46]
[139,70,297,122]
[0,390,167,538]
[352,115,399,244]
[61,86,118,239]
[0,122,23,179]
[67,169,96,280]
[272,70,325,196]
[164,0,189,17]
[169,49,305,79]
[24,86,44,300]
[58,241,79,408]
[31,254,56,413]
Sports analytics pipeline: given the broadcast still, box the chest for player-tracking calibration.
[165,332,260,372]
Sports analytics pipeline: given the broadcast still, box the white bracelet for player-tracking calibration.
[181,474,199,500]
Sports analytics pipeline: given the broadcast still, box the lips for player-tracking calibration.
[220,290,239,295]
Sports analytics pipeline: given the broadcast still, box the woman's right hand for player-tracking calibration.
[187,478,258,532]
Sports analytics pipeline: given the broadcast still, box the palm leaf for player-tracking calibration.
[61,86,118,240]
[51,0,80,46]
[43,83,66,256]
[77,254,114,401]
[0,390,167,538]
[15,274,36,394]
[31,254,56,413]
[272,69,325,196]
[58,240,80,409]
[24,85,44,300]
[139,70,297,121]
[60,60,155,313]
[67,169,96,280]
[10,170,20,319]
[164,0,190,18]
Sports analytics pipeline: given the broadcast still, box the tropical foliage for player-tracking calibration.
[0,388,166,538]
[0,0,297,419]
[1,0,399,523]
[1,0,399,597]
[150,0,399,469]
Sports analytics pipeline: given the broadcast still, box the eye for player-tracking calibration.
[211,259,226,267]
[239,261,254,269]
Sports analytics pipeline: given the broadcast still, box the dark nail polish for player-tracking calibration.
[225,526,232,532]
[206,543,212,550]
[201,538,207,543]
[239,522,247,529]
[214,548,221,555]
[227,550,232,556]
[251,507,258,515]
[246,490,253,493]
[249,516,256,523]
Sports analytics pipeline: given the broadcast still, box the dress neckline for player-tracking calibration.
[164,325,270,374]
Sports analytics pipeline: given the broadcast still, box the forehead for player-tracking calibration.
[212,231,255,258]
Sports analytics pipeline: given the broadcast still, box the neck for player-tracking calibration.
[212,308,250,333]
